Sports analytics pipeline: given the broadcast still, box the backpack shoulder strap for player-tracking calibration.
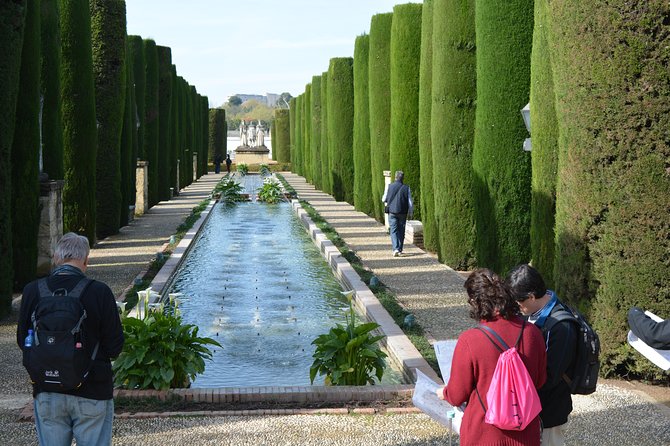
[37,278,51,297]
[67,278,93,299]
[543,304,577,333]
[477,324,510,352]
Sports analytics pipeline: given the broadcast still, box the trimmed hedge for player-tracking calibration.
[91,0,126,239]
[417,0,437,253]
[0,0,26,317]
[200,96,209,177]
[472,0,533,273]
[61,0,98,244]
[156,45,172,201]
[431,0,477,269]
[273,108,290,163]
[319,71,330,194]
[529,0,558,287]
[310,75,322,189]
[327,57,354,203]
[368,13,393,221]
[40,0,63,180]
[549,0,670,379]
[143,39,159,206]
[127,35,145,159]
[294,94,303,176]
[353,34,373,216]
[389,3,422,219]
[209,108,226,161]
[168,65,179,191]
[119,39,134,227]
[11,0,40,289]
[289,97,296,170]
[303,83,312,183]
[177,77,187,188]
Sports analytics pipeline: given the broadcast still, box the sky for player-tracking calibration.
[126,0,415,108]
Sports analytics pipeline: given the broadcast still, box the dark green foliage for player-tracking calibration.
[143,39,159,205]
[11,0,40,289]
[389,3,422,219]
[529,0,558,287]
[294,95,303,176]
[0,0,26,318]
[289,97,296,170]
[353,34,373,215]
[177,77,187,189]
[168,65,179,192]
[368,13,393,221]
[320,72,331,194]
[417,0,437,253]
[472,0,533,273]
[61,0,98,244]
[200,96,209,177]
[156,45,172,201]
[310,76,322,189]
[91,0,126,239]
[270,118,276,161]
[127,35,145,159]
[40,0,63,179]
[209,108,226,160]
[549,0,670,379]
[303,84,312,183]
[431,0,477,269]
[273,108,290,163]
[119,40,134,228]
[327,57,354,203]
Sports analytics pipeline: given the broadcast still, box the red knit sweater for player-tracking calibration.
[444,316,547,446]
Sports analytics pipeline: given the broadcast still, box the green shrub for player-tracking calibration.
[319,72,331,194]
[472,0,533,273]
[327,57,354,203]
[274,108,290,163]
[294,95,303,176]
[143,39,159,206]
[168,65,179,192]
[289,97,296,171]
[113,295,221,390]
[200,96,209,178]
[156,45,173,202]
[310,76,322,189]
[91,0,126,239]
[119,41,134,228]
[209,108,226,162]
[431,0,477,269]
[369,13,393,222]
[259,164,270,177]
[257,177,282,204]
[303,83,312,183]
[61,0,98,244]
[310,292,386,385]
[389,3,422,220]
[236,162,248,176]
[213,177,244,204]
[353,34,373,216]
[127,35,145,159]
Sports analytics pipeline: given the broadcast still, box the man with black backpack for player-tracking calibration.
[17,232,124,446]
[505,264,599,446]
[382,170,413,257]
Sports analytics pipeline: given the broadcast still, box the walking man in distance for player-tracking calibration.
[382,170,413,257]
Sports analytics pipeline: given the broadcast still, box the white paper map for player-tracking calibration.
[627,311,670,371]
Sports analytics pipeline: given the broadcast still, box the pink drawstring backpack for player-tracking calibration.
[475,322,542,431]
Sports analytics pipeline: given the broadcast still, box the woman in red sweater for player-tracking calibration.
[437,269,547,446]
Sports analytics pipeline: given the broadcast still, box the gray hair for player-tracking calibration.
[395,170,404,182]
[53,232,90,265]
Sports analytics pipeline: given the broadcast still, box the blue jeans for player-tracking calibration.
[34,392,114,446]
[388,213,407,253]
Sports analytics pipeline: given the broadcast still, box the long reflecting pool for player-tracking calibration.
[169,176,402,387]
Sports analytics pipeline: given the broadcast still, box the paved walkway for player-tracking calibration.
[0,171,668,445]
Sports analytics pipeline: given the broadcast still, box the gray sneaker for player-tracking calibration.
[393,250,400,257]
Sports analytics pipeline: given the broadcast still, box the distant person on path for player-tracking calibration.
[225,154,232,174]
[381,170,413,256]
[17,232,124,446]
[436,269,547,446]
[505,264,577,446]
[628,307,670,349]
[214,153,223,174]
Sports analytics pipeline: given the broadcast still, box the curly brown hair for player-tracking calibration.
[464,268,518,321]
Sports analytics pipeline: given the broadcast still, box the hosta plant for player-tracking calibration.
[213,177,245,203]
[236,162,249,176]
[259,164,271,176]
[310,291,387,385]
[257,178,283,204]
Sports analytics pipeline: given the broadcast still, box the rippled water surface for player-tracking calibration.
[170,179,402,387]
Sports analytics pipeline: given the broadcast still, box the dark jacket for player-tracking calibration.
[386,181,410,215]
[17,273,124,400]
[628,307,670,349]
[536,301,577,428]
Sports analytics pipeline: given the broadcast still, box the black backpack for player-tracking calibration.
[23,277,99,391]
[544,303,600,395]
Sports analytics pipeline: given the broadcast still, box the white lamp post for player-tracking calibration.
[521,102,531,152]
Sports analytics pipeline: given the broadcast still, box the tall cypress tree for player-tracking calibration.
[294,95,303,176]
[368,13,393,221]
[417,0,437,253]
[156,45,172,201]
[319,72,330,194]
[472,0,533,273]
[327,57,354,203]
[389,3,422,219]
[127,35,145,159]
[303,84,312,183]
[91,0,126,239]
[61,0,98,244]
[209,108,226,161]
[529,0,559,287]
[11,0,40,289]
[274,108,290,163]
[168,65,179,191]
[40,0,63,180]
[0,0,27,317]
[289,97,296,171]
[200,96,209,175]
[143,39,159,204]
[310,75,322,189]
[119,39,134,228]
[432,0,477,269]
[353,34,373,215]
